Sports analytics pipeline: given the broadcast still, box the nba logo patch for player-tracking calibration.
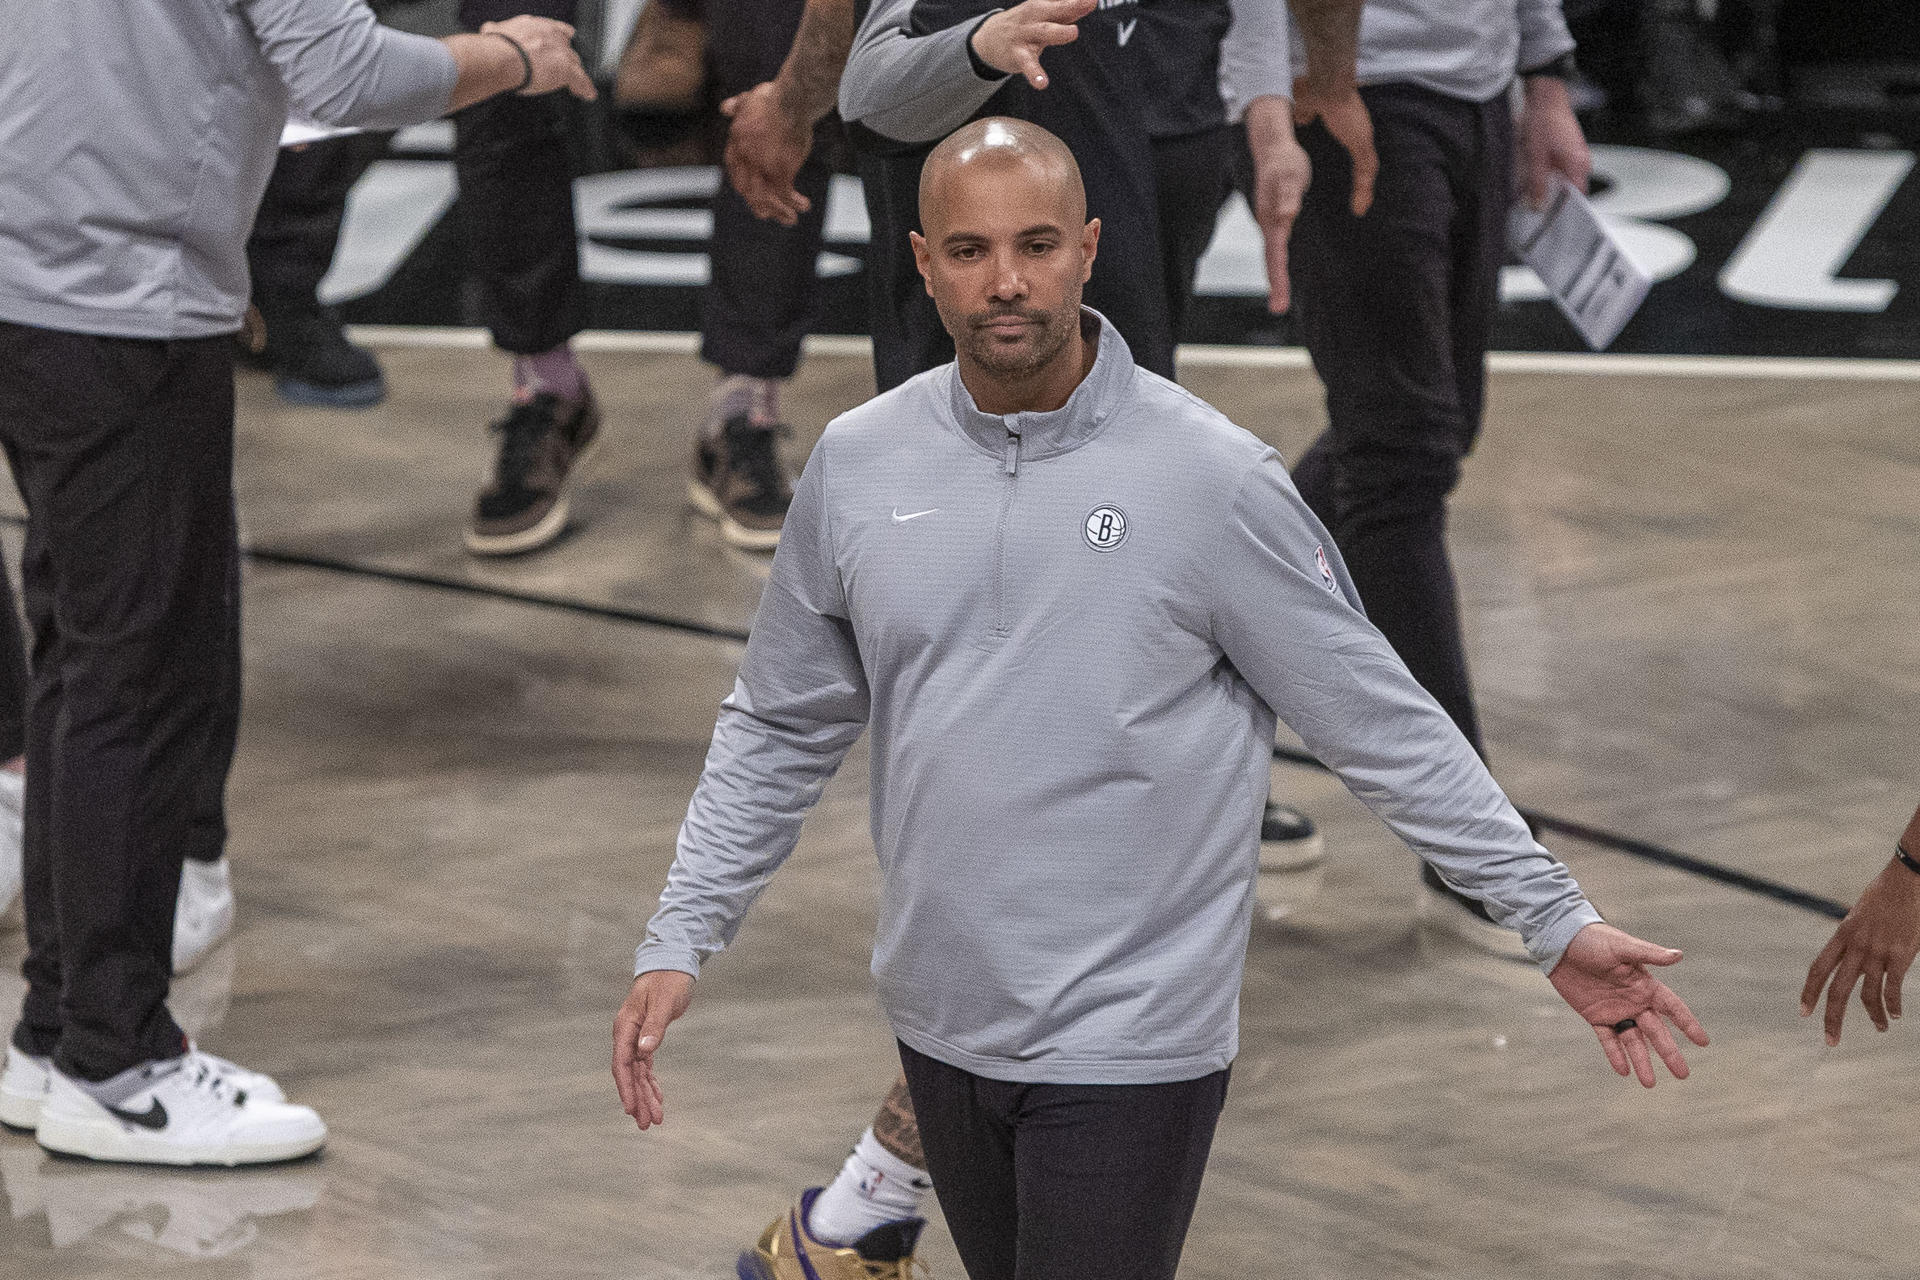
[1315,545,1337,593]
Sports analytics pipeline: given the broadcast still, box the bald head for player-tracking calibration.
[918,117,1087,234]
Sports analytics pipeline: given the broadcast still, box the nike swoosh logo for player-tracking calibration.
[1117,17,1137,46]
[891,508,939,523]
[106,1099,168,1130]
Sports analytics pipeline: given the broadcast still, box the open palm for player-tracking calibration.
[1548,922,1709,1088]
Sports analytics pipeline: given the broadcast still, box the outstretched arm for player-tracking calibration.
[1801,806,1920,1045]
[838,0,1095,144]
[613,445,871,1129]
[1207,452,1707,1084]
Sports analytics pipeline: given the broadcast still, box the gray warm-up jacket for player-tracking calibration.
[636,311,1602,1085]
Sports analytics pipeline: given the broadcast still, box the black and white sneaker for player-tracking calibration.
[1255,801,1326,922]
[36,1053,323,1167]
[465,390,602,556]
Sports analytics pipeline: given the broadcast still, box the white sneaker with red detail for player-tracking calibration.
[35,1053,322,1166]
[0,1044,283,1133]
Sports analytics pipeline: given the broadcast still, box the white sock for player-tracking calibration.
[805,1128,933,1245]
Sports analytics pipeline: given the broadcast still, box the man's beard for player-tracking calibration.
[957,299,1077,378]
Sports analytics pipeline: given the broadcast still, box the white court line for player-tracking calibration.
[347,326,1920,381]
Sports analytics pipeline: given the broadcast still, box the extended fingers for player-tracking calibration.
[1802,931,1848,1014]
[1639,1013,1690,1081]
[1655,985,1709,1047]
[1262,225,1291,314]
[1860,957,1891,1031]
[1824,956,1864,1045]
[1593,1025,1631,1078]
[1622,1024,1657,1088]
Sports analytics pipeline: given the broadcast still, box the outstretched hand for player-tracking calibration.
[1548,922,1708,1087]
[612,969,694,1129]
[1801,857,1920,1045]
[970,0,1097,90]
[1290,77,1376,217]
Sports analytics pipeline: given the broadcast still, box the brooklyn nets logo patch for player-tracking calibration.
[1083,505,1129,552]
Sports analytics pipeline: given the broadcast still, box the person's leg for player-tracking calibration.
[896,1043,1021,1280]
[1010,1069,1229,1280]
[1150,124,1233,348]
[9,496,59,1063]
[0,554,28,918]
[455,0,601,556]
[1287,86,1487,756]
[0,325,241,1081]
[245,134,390,407]
[689,0,829,550]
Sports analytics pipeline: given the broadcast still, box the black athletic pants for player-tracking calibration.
[0,322,240,1080]
[698,0,834,381]
[860,113,1232,392]
[898,1042,1229,1280]
[454,0,588,356]
[1261,84,1514,755]
[247,133,388,321]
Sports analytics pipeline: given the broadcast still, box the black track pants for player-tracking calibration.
[898,1041,1229,1280]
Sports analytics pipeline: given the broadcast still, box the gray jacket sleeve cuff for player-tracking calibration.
[1526,902,1604,975]
[633,944,702,980]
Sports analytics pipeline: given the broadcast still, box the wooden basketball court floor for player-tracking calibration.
[1,335,1916,1278]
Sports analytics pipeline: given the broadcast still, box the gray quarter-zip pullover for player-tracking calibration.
[636,310,1601,1085]
[0,0,456,340]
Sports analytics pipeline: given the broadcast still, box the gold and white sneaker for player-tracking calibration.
[36,1053,322,1167]
[737,1188,928,1280]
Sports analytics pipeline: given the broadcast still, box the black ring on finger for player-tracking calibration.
[1611,1018,1638,1034]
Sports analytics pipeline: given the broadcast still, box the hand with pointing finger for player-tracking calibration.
[612,968,695,1129]
[969,0,1098,91]
[1548,922,1709,1088]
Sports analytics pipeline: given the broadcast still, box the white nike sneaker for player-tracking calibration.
[173,857,235,974]
[36,1054,324,1167]
[0,1044,284,1133]
[0,769,23,927]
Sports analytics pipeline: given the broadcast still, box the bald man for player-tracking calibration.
[614,120,1704,1280]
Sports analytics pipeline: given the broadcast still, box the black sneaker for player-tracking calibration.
[1418,862,1531,960]
[688,415,795,551]
[464,390,601,556]
[254,304,386,408]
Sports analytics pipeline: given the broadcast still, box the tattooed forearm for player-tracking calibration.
[1286,0,1361,92]
[775,0,856,126]
[870,1072,927,1170]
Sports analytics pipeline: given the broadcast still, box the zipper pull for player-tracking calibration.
[1003,431,1020,476]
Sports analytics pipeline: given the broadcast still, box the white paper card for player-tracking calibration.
[1508,174,1651,350]
[280,116,360,148]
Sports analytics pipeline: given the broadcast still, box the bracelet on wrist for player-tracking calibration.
[1896,840,1920,877]
[491,30,534,94]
